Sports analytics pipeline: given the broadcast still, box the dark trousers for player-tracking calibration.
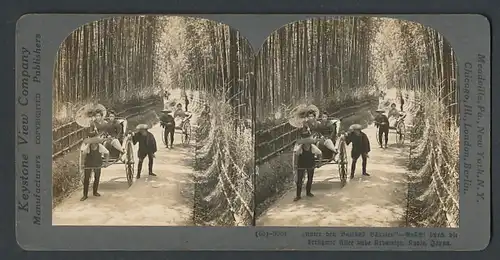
[296,168,314,197]
[164,127,174,146]
[137,153,154,176]
[351,153,368,176]
[83,168,101,196]
[185,103,189,111]
[400,103,404,111]
[378,126,389,146]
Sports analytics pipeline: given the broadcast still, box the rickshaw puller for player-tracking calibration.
[80,132,110,201]
[293,130,322,202]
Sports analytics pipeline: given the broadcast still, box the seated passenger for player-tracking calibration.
[103,110,126,161]
[302,110,318,134]
[315,112,338,161]
[388,103,400,128]
[173,103,191,129]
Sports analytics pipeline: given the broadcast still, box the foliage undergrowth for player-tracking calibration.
[406,93,459,228]
[52,101,164,208]
[193,95,254,226]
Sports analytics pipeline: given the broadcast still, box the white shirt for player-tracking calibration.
[293,143,322,156]
[80,143,109,155]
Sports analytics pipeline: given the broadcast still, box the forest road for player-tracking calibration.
[257,104,415,227]
[52,105,200,226]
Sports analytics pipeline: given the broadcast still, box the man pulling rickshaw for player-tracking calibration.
[159,109,175,148]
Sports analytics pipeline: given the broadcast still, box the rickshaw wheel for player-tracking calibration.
[337,139,348,187]
[181,121,192,145]
[161,127,166,146]
[79,151,85,184]
[396,121,406,145]
[375,127,381,146]
[125,140,135,187]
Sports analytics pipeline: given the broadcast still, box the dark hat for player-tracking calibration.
[375,108,385,113]
[108,109,117,115]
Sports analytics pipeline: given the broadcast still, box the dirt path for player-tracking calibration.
[53,93,200,226]
[257,104,414,227]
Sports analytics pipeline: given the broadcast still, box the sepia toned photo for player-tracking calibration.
[254,17,460,228]
[51,16,254,226]
[16,12,490,250]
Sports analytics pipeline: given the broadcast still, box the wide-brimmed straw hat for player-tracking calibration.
[84,136,103,144]
[74,103,107,128]
[296,137,316,145]
[296,129,316,145]
[136,124,150,130]
[375,108,385,113]
[349,124,362,130]
[161,109,172,113]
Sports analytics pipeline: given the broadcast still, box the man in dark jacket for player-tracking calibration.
[132,124,157,178]
[160,110,175,148]
[345,124,371,179]
[374,109,390,148]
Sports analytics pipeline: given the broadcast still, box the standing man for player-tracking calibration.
[344,124,371,179]
[292,130,322,201]
[80,132,110,201]
[160,109,176,148]
[132,124,157,178]
[374,109,390,148]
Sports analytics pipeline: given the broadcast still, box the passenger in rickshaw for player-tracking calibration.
[89,109,125,161]
[302,110,318,134]
[314,112,339,162]
[103,110,127,161]
[388,103,401,128]
[174,103,192,129]
[90,109,108,133]
[160,109,175,148]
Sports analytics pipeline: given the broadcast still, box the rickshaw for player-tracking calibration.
[75,104,136,187]
[175,113,193,145]
[376,111,406,145]
[290,105,349,187]
[310,118,349,187]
